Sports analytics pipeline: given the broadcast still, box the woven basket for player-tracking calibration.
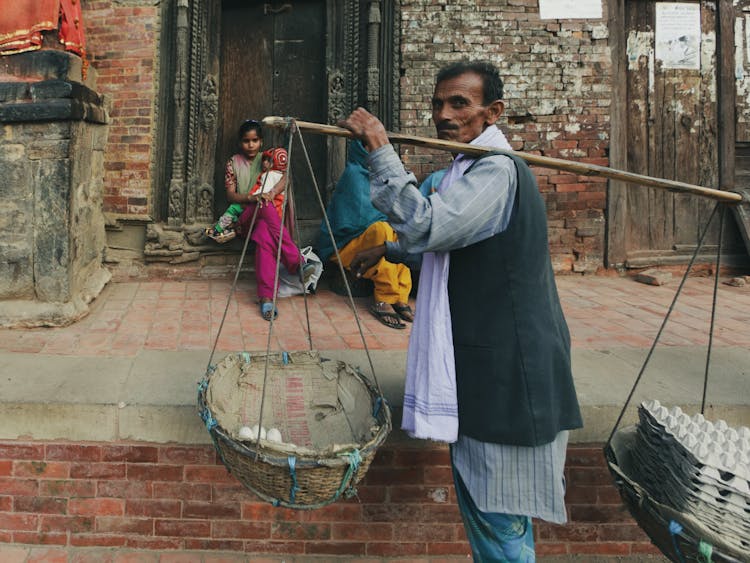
[605,428,747,563]
[198,350,391,509]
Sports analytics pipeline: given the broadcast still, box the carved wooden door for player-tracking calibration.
[215,0,327,243]
[610,0,743,267]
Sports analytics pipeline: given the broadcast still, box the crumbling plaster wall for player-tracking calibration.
[398,0,612,272]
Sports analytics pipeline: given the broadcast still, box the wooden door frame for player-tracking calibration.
[153,0,401,228]
[606,0,627,268]
[605,0,736,268]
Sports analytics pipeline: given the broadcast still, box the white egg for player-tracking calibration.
[250,424,261,440]
[259,426,267,440]
[266,428,283,443]
[238,426,254,440]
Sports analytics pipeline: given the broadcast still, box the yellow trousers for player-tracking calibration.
[334,222,412,304]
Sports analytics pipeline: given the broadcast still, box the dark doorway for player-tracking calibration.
[215,0,327,243]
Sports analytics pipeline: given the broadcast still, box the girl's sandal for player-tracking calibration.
[260,301,278,321]
[212,229,236,243]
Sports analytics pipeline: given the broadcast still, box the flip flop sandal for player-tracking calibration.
[260,301,278,321]
[369,303,406,330]
[392,303,414,322]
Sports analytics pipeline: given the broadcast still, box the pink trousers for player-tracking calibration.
[238,202,301,300]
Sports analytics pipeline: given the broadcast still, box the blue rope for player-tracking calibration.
[197,380,217,430]
[197,378,231,470]
[668,520,686,563]
[340,449,362,498]
[697,540,713,563]
[282,351,289,365]
[373,396,383,418]
[287,456,299,504]
[343,448,362,470]
[258,449,365,509]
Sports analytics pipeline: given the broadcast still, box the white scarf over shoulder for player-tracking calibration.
[401,125,512,443]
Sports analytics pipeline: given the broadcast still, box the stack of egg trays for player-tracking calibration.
[630,401,750,555]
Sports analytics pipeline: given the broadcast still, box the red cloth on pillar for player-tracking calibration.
[0,0,60,55]
[59,0,86,56]
[0,0,86,57]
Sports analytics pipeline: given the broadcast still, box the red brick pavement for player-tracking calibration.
[0,275,748,356]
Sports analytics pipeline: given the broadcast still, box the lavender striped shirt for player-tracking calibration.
[452,432,569,524]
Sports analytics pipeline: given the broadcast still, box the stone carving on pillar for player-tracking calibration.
[196,184,214,224]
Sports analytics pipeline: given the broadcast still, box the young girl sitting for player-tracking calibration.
[206,146,288,242]
[205,119,264,243]
[213,120,313,320]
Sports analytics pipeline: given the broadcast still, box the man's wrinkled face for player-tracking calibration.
[431,71,497,144]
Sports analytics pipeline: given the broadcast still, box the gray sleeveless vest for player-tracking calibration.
[448,154,583,446]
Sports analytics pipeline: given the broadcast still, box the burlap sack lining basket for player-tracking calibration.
[198,350,391,509]
[605,428,747,563]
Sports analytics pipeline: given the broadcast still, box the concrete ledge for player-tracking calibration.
[1,346,748,444]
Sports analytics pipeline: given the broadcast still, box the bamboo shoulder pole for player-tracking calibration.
[263,116,744,204]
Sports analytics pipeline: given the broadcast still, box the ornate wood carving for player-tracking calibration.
[327,69,347,125]
[387,0,401,129]
[200,75,218,131]
[164,0,217,228]
[367,1,382,111]
[167,0,189,227]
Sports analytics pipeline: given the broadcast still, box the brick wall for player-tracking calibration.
[82,0,160,217]
[0,440,661,557]
[399,0,611,272]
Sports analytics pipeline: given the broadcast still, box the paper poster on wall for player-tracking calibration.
[655,3,701,69]
[538,0,602,20]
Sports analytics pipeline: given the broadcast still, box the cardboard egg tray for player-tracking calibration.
[627,401,750,554]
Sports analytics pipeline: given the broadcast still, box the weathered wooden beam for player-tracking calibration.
[606,0,628,267]
[263,116,745,204]
[717,0,750,257]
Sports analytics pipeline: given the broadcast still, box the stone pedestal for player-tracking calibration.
[0,51,110,327]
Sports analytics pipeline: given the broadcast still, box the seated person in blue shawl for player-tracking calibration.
[318,140,415,330]
[418,168,447,197]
